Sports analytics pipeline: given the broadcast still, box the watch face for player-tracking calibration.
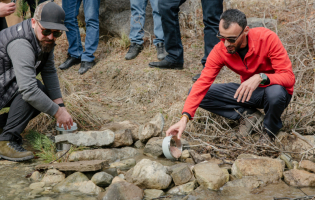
[260,73,267,84]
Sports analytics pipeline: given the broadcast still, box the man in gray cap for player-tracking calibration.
[0,1,73,161]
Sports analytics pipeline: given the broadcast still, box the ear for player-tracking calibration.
[244,26,250,36]
[31,18,36,29]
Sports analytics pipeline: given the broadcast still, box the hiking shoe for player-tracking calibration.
[258,132,274,146]
[192,73,201,82]
[59,54,81,70]
[156,43,167,60]
[239,110,264,137]
[149,59,183,70]
[0,141,34,161]
[78,61,96,75]
[125,43,143,60]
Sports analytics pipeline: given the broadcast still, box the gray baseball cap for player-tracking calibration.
[34,1,68,31]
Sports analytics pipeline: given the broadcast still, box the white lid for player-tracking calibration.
[56,122,77,131]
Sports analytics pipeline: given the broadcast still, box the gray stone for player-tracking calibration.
[167,181,196,195]
[78,180,104,195]
[36,160,107,172]
[30,171,42,182]
[126,159,172,189]
[284,169,315,187]
[29,182,45,190]
[110,159,136,171]
[91,172,113,187]
[189,150,205,164]
[171,165,193,186]
[299,160,315,173]
[183,186,221,200]
[112,176,125,184]
[193,162,228,190]
[41,169,65,185]
[103,121,139,142]
[139,124,158,142]
[112,129,134,147]
[99,181,143,200]
[54,130,115,147]
[143,137,164,158]
[134,140,145,149]
[118,174,125,179]
[247,17,277,29]
[53,172,89,192]
[103,168,118,177]
[68,147,139,163]
[231,156,283,183]
[149,113,164,135]
[144,189,164,200]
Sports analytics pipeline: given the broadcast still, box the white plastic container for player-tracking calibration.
[162,135,183,160]
[55,122,77,151]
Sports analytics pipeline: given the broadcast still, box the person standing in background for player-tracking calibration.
[0,0,18,31]
[125,0,167,61]
[149,0,223,82]
[59,0,100,75]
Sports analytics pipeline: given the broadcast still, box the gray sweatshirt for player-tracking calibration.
[7,38,62,116]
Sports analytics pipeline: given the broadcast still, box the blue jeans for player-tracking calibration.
[129,0,164,46]
[62,0,100,62]
[159,0,223,64]
[197,83,292,137]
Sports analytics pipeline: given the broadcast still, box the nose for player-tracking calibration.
[224,40,231,47]
[47,33,54,40]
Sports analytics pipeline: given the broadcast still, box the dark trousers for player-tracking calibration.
[0,80,46,144]
[198,83,292,136]
[158,0,223,65]
[25,0,50,17]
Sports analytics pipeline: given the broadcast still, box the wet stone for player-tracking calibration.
[35,160,107,172]
[109,158,136,171]
[91,172,113,187]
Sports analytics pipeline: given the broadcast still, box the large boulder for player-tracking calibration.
[193,162,228,190]
[99,181,143,200]
[126,159,172,189]
[231,156,283,183]
[54,130,115,147]
[283,169,315,187]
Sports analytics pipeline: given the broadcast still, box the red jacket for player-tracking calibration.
[182,27,295,118]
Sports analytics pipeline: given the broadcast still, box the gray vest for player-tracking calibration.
[0,19,50,109]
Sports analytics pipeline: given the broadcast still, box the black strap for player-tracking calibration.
[58,103,65,107]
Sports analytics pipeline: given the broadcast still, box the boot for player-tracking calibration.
[156,43,167,60]
[125,43,143,60]
[239,110,264,137]
[78,61,96,75]
[0,141,34,161]
[59,54,81,70]
[149,59,183,70]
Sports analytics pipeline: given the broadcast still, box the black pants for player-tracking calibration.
[197,83,292,136]
[0,80,46,144]
[159,0,223,65]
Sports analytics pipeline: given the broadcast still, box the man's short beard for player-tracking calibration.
[40,40,55,53]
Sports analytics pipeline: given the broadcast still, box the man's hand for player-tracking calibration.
[0,2,16,17]
[54,107,73,130]
[166,116,188,140]
[234,74,262,103]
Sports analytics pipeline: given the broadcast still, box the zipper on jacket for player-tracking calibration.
[236,52,248,70]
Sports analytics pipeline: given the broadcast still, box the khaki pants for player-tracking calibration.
[1,0,23,27]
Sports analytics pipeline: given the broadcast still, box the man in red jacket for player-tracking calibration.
[166,9,295,144]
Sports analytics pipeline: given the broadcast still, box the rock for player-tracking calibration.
[68,147,139,163]
[118,174,125,179]
[185,158,195,164]
[149,113,164,135]
[247,17,277,29]
[112,129,133,147]
[105,121,139,141]
[109,159,136,171]
[0,160,18,165]
[283,169,315,187]
[99,181,143,200]
[200,154,211,160]
[103,168,118,177]
[284,135,315,160]
[181,150,190,159]
[36,160,107,172]
[30,171,41,182]
[29,182,45,190]
[53,172,89,192]
[231,156,283,183]
[189,150,205,164]
[55,130,115,147]
[134,140,145,149]
[41,169,65,185]
[91,172,113,187]
[193,162,228,190]
[167,181,196,195]
[139,124,158,142]
[221,168,230,183]
[112,176,125,184]
[143,137,164,158]
[31,188,45,195]
[171,165,193,186]
[127,159,172,189]
[78,181,104,195]
[183,186,221,200]
[144,189,164,200]
[300,160,315,173]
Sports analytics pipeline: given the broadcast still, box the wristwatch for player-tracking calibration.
[259,73,268,85]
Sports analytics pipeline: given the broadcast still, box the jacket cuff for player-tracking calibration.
[47,103,59,116]
[182,112,192,120]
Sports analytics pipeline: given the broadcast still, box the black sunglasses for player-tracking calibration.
[216,28,244,43]
[37,21,63,38]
